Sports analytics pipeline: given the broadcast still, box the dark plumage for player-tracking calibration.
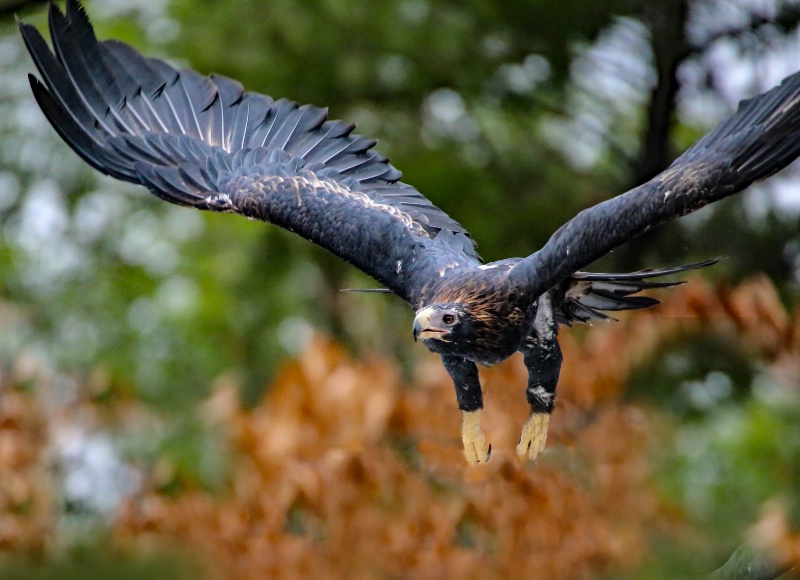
[19,1,800,463]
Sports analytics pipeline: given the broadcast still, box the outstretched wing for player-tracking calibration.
[19,0,480,304]
[511,67,800,298]
[551,259,717,325]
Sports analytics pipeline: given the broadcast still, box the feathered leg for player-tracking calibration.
[441,355,491,464]
[518,294,562,461]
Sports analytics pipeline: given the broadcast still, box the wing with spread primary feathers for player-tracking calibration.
[19,0,480,304]
[511,66,800,299]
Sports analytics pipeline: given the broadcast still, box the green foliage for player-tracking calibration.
[625,334,800,576]
[627,335,756,418]
[0,546,196,580]
[617,396,800,577]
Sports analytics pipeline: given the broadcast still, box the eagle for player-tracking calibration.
[19,0,800,464]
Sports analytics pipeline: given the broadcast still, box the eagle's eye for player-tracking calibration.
[442,313,456,325]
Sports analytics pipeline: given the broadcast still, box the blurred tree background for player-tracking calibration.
[0,0,799,578]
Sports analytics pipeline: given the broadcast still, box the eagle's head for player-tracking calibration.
[412,303,472,344]
[412,297,535,366]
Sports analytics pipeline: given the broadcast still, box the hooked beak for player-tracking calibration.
[412,307,446,342]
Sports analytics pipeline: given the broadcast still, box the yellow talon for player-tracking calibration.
[462,409,491,464]
[516,412,550,461]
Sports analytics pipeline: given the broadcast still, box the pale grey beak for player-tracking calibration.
[412,307,440,341]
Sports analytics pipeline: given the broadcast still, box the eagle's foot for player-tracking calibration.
[516,412,549,461]
[462,410,491,464]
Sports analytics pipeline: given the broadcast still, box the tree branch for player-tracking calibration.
[635,0,688,185]
[688,7,800,56]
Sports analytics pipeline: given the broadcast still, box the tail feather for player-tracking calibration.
[553,259,718,325]
[571,258,718,281]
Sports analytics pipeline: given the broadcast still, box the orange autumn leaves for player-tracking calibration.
[115,276,799,579]
[0,380,50,555]
[1,275,798,577]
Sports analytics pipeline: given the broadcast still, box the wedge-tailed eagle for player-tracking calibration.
[19,1,800,463]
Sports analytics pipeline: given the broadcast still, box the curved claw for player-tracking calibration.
[462,410,492,464]
[516,412,550,461]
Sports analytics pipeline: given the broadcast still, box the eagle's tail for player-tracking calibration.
[553,258,718,325]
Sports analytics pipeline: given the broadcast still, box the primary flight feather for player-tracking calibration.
[19,0,800,463]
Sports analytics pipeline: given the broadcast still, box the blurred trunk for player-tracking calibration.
[617,0,689,270]
[636,0,688,184]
